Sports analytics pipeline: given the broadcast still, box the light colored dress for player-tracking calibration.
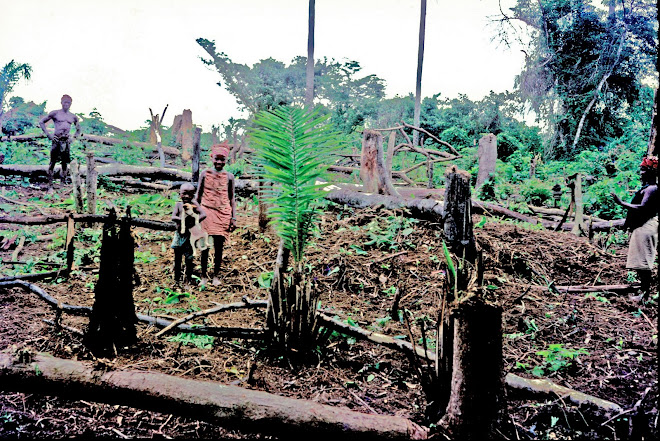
[200,170,232,239]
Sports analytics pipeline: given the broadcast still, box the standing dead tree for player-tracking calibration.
[149,104,168,168]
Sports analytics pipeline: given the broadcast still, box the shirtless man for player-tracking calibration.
[39,94,81,188]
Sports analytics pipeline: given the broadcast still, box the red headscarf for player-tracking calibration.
[211,141,230,159]
[640,156,658,170]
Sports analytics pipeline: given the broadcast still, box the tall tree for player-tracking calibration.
[494,0,657,158]
[0,60,32,121]
[305,0,316,108]
[413,0,427,147]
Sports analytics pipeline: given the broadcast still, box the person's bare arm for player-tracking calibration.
[193,200,207,222]
[227,172,236,231]
[72,115,82,140]
[171,202,183,224]
[612,186,658,210]
[39,112,55,139]
[195,171,207,204]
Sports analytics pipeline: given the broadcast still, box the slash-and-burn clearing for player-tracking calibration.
[0,182,657,440]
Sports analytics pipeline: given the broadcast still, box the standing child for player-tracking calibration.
[171,183,207,284]
[196,143,237,286]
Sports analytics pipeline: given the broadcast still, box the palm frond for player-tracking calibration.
[250,106,340,262]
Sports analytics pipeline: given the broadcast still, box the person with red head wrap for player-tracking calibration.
[612,155,658,302]
[195,141,236,287]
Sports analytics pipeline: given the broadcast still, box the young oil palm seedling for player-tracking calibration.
[250,105,339,358]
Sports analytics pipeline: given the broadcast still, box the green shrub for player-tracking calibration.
[520,179,552,206]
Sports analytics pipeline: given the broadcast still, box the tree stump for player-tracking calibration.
[439,295,505,440]
[360,130,399,196]
[443,166,476,261]
[476,133,497,189]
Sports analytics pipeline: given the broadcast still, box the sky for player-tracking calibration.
[2,0,525,132]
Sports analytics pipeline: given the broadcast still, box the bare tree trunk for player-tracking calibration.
[85,153,97,215]
[412,0,427,147]
[305,0,315,108]
[648,87,658,157]
[439,296,505,440]
[571,30,625,152]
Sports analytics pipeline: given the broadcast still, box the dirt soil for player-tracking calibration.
[0,182,657,440]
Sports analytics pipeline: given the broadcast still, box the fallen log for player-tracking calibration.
[504,373,623,414]
[0,133,180,156]
[324,189,444,223]
[0,164,192,182]
[0,353,428,440]
[0,213,176,231]
[554,284,637,293]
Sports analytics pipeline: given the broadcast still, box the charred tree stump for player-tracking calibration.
[438,295,505,440]
[443,166,476,261]
[69,160,84,213]
[192,127,202,184]
[85,153,97,215]
[84,209,137,356]
[360,130,398,195]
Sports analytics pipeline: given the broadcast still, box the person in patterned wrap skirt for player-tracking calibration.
[195,142,236,287]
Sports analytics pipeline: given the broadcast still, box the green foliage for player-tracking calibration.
[520,179,552,206]
[0,60,32,115]
[167,332,215,349]
[77,108,108,136]
[532,344,589,377]
[495,0,657,158]
[1,97,45,136]
[250,105,340,263]
[225,158,248,178]
[362,216,418,250]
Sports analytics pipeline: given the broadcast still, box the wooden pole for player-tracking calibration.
[85,153,97,215]
[69,160,84,213]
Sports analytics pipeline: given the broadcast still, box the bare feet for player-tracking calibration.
[200,277,208,288]
[212,277,221,286]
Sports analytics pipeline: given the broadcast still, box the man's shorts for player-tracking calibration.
[50,136,71,165]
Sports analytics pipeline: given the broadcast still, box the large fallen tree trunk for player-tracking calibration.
[0,353,428,440]
[0,164,192,181]
[324,189,444,223]
[0,133,180,156]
